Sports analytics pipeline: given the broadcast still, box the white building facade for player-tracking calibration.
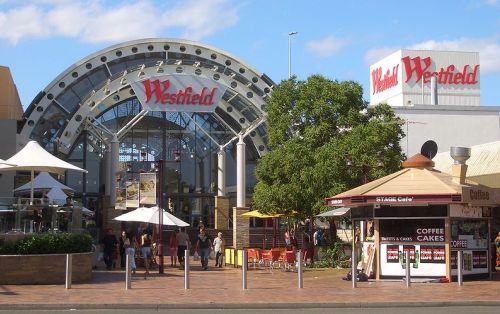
[369,49,500,157]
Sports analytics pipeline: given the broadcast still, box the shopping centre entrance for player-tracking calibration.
[17,39,275,232]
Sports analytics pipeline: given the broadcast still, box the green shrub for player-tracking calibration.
[0,233,93,255]
[311,242,351,268]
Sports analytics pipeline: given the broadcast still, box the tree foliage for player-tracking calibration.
[252,75,405,220]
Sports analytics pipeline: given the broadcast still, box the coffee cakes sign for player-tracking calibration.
[131,75,227,112]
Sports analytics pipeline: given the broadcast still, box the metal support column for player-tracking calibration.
[236,135,246,208]
[109,134,119,206]
[217,148,226,196]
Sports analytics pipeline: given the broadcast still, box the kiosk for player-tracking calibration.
[325,148,500,280]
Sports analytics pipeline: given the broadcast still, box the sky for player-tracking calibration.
[0,0,499,109]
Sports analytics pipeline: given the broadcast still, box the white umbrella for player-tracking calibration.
[0,141,87,204]
[113,206,189,227]
[47,187,68,206]
[14,172,74,193]
[0,158,16,166]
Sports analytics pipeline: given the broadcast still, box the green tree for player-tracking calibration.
[252,75,405,220]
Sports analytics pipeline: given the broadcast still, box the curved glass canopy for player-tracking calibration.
[18,39,275,227]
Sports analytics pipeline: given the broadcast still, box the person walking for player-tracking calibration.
[119,230,127,269]
[101,228,118,270]
[140,229,152,277]
[195,227,212,270]
[123,231,137,274]
[213,232,224,268]
[176,227,190,269]
[284,227,290,249]
[169,229,179,267]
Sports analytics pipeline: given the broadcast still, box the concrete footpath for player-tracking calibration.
[1,262,500,310]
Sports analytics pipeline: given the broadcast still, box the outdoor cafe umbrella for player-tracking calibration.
[47,187,69,206]
[113,206,189,227]
[241,210,282,248]
[0,141,87,204]
[0,158,15,166]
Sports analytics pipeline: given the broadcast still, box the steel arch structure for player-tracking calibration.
[19,38,275,156]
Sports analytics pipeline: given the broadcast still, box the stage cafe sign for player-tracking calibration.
[131,74,227,112]
[327,195,415,206]
[372,55,480,95]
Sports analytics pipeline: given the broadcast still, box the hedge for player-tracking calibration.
[0,233,93,255]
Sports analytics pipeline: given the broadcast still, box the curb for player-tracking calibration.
[2,301,500,310]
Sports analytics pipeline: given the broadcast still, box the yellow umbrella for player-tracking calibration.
[241,209,282,218]
[241,210,282,248]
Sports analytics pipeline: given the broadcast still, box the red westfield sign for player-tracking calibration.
[131,75,226,112]
[371,65,399,95]
[371,55,480,95]
[402,56,479,85]
[143,79,217,106]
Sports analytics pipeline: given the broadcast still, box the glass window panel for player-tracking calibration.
[65,162,84,191]
[30,102,67,147]
[70,77,94,100]
[86,67,109,88]
[56,88,80,113]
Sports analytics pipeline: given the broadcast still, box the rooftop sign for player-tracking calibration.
[369,49,480,106]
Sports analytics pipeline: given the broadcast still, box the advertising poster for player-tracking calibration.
[386,245,399,263]
[140,173,156,205]
[125,181,140,208]
[115,188,126,210]
[451,250,488,275]
[380,244,446,277]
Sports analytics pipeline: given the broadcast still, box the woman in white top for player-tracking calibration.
[213,232,224,268]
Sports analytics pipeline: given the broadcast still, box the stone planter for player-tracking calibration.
[0,252,93,285]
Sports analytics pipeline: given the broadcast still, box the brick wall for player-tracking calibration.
[0,252,92,284]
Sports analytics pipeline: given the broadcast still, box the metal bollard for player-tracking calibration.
[65,254,72,289]
[297,250,303,289]
[352,247,357,288]
[405,250,411,287]
[242,250,247,289]
[457,251,463,286]
[184,249,190,289]
[125,254,131,290]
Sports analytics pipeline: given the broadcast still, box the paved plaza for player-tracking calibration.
[1,260,500,310]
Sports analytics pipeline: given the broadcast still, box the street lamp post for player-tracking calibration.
[288,31,298,79]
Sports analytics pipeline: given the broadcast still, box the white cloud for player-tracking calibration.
[364,38,500,74]
[0,0,240,45]
[485,0,497,5]
[305,35,349,58]
[363,47,399,65]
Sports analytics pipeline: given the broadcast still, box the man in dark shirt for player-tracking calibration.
[101,228,118,270]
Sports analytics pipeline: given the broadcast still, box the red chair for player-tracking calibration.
[281,251,296,272]
[260,249,274,269]
[246,249,261,269]
[269,249,281,270]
